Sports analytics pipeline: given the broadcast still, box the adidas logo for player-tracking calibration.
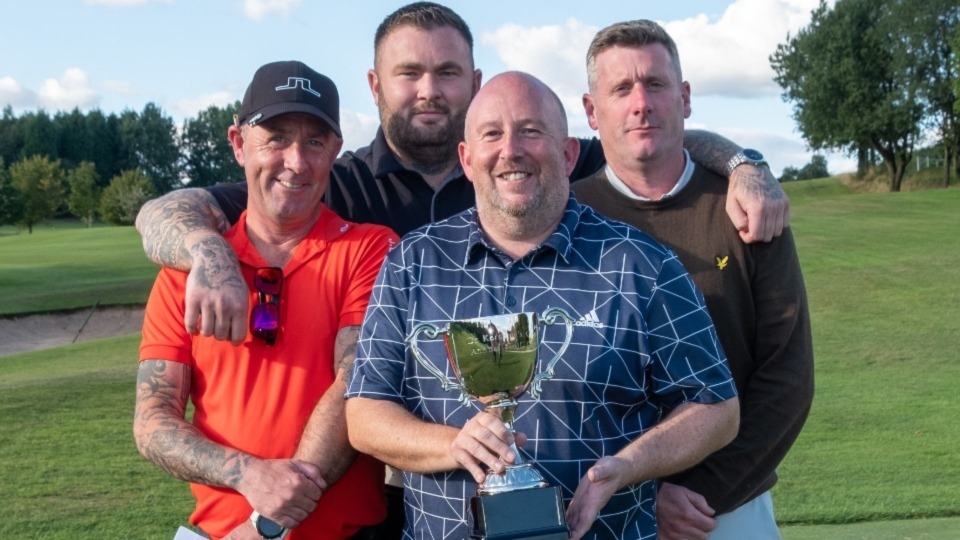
[574,309,604,328]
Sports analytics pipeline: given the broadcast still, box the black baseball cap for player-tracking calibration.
[236,60,341,137]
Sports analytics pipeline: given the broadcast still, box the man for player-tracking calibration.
[571,20,814,539]
[133,61,397,540]
[134,2,788,347]
[344,71,740,540]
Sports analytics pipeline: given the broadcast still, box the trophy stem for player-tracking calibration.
[479,401,548,495]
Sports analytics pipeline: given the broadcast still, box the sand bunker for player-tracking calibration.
[0,305,145,357]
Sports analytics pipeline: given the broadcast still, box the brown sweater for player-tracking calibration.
[572,165,814,514]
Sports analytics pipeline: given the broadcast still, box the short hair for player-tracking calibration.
[374,2,474,68]
[586,19,682,92]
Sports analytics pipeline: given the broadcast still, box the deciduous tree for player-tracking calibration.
[9,155,65,233]
[68,161,102,227]
[100,168,156,226]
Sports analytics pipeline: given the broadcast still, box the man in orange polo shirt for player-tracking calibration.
[133,60,397,540]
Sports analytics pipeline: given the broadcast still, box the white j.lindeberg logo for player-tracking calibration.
[276,77,322,98]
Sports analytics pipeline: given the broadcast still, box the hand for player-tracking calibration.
[449,410,526,484]
[237,458,327,529]
[565,456,628,539]
[183,236,248,344]
[726,164,790,243]
[656,482,716,540]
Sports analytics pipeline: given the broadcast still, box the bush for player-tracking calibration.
[100,169,156,225]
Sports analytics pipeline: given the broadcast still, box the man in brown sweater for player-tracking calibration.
[571,20,814,540]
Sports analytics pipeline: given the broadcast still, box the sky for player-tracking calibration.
[0,0,853,177]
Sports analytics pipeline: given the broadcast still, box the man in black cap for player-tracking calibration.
[134,60,397,540]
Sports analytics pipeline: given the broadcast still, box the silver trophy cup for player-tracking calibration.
[407,308,574,538]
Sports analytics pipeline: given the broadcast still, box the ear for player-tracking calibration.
[582,93,599,131]
[368,69,381,107]
[563,137,581,178]
[681,81,692,119]
[227,125,245,167]
[473,68,483,93]
[458,140,474,185]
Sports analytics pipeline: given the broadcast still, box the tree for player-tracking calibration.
[180,102,242,187]
[117,103,182,194]
[100,168,156,225]
[0,106,24,169]
[0,157,25,226]
[9,155,65,233]
[901,0,960,187]
[68,161,102,227]
[771,0,925,191]
[19,110,60,162]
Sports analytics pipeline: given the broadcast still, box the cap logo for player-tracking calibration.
[276,77,323,98]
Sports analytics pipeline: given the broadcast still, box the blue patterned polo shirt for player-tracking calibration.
[346,195,736,540]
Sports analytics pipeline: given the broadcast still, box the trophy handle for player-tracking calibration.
[407,322,473,407]
[530,307,574,399]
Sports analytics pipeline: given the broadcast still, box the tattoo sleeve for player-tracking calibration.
[335,325,361,383]
[135,189,232,271]
[682,129,741,178]
[133,359,249,488]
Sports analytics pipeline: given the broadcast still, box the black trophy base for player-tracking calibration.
[470,486,569,539]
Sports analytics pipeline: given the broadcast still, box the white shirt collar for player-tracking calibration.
[604,149,694,201]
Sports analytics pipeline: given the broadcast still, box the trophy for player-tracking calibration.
[408,308,574,539]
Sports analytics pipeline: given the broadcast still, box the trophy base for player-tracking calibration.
[470,485,569,539]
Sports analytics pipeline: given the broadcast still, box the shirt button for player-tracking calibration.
[506,297,516,307]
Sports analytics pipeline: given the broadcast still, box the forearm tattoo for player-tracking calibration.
[189,237,245,291]
[139,190,231,271]
[134,360,247,488]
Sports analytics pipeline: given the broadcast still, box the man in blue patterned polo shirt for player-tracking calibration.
[344,71,740,540]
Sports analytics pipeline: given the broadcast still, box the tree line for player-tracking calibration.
[0,101,240,231]
[772,0,959,191]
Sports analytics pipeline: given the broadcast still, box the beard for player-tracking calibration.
[380,101,466,171]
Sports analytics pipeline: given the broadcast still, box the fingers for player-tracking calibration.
[656,482,716,540]
[184,265,250,343]
[450,412,516,483]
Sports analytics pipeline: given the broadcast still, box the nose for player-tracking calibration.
[630,84,652,114]
[417,73,442,100]
[499,131,524,160]
[284,143,308,174]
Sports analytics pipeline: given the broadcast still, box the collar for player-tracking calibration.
[464,195,581,266]
[228,205,355,275]
[605,149,694,201]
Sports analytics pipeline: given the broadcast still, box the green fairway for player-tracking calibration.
[0,220,158,316]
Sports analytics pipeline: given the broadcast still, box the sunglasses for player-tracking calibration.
[251,267,283,345]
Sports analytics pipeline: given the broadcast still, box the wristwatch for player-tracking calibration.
[249,511,288,539]
[725,148,767,175]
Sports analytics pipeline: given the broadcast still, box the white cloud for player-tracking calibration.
[175,91,238,120]
[667,0,820,98]
[339,109,379,156]
[241,0,302,21]
[0,76,36,109]
[37,68,99,110]
[102,80,137,97]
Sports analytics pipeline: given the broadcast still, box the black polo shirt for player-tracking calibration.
[206,128,605,236]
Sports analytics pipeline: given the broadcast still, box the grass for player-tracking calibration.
[0,219,158,316]
[1,334,194,539]
[1,182,959,537]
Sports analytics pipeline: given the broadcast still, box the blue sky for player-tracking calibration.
[0,0,851,176]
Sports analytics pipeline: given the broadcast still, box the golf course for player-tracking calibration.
[1,176,958,539]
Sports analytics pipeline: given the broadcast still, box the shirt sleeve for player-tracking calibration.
[205,181,248,226]
[345,242,411,403]
[139,268,193,364]
[645,251,738,409]
[670,229,814,513]
[338,226,399,329]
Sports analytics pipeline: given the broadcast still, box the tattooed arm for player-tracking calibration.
[135,189,249,344]
[683,130,790,243]
[134,359,326,529]
[293,326,361,483]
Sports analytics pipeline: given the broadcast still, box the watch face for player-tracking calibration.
[256,516,285,539]
[743,148,764,161]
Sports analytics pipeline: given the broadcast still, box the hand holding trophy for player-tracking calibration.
[408,308,574,539]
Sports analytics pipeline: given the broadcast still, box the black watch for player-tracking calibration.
[725,148,767,175]
[249,511,288,539]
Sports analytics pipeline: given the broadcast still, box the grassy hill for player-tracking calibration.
[1,182,959,538]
